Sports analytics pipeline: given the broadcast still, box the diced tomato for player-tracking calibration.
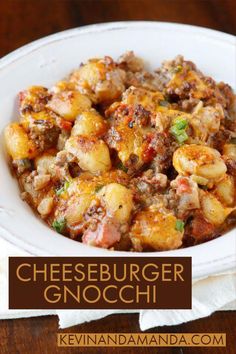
[142,145,156,163]
[57,117,73,131]
[142,134,157,163]
[177,177,192,193]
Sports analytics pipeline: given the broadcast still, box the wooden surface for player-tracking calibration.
[1,312,236,354]
[0,0,236,58]
[0,0,236,353]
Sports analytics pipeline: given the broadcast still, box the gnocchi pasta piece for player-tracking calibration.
[200,191,235,226]
[65,136,111,173]
[223,144,236,160]
[56,176,109,228]
[34,151,56,175]
[47,90,91,121]
[70,58,126,103]
[189,104,223,142]
[173,144,227,185]
[33,174,51,191]
[64,194,95,225]
[71,109,107,137]
[4,123,37,160]
[37,197,54,216]
[130,207,184,251]
[213,175,235,206]
[54,177,98,228]
[97,183,133,223]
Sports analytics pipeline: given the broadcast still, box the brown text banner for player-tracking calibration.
[9,257,191,309]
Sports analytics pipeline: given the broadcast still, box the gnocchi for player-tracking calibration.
[200,191,235,226]
[97,183,133,223]
[70,57,126,103]
[47,90,92,121]
[130,207,184,251]
[34,151,56,175]
[4,123,37,160]
[65,136,111,173]
[213,175,235,206]
[71,109,107,137]
[173,144,227,185]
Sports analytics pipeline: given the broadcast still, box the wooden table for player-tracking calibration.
[0,1,235,353]
[1,311,236,353]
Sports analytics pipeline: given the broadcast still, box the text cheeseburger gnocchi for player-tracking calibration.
[16,262,184,282]
[4,52,236,251]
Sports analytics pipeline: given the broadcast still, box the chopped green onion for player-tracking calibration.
[175,220,185,232]
[170,125,181,136]
[170,117,188,144]
[174,116,188,128]
[56,186,64,196]
[56,180,71,196]
[174,131,188,144]
[117,162,128,173]
[95,184,105,193]
[52,218,66,234]
[175,119,188,130]
[64,180,70,190]
[159,100,169,107]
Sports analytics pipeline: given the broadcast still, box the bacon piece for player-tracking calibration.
[176,176,192,194]
[190,211,217,241]
[82,217,121,249]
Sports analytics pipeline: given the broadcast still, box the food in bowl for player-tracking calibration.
[4,51,236,251]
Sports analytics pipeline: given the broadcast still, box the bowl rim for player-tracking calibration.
[0,21,235,280]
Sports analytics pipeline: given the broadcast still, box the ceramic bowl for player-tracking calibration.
[0,21,235,279]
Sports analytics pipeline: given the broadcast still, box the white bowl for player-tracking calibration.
[0,21,235,279]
